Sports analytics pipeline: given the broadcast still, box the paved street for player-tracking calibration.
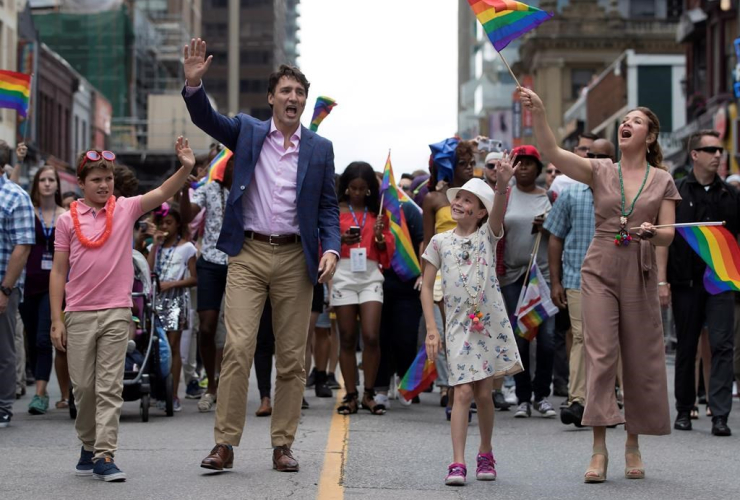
[1,359,738,500]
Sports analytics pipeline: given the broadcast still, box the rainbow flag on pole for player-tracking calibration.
[398,346,437,401]
[380,153,421,281]
[467,0,553,52]
[0,70,32,117]
[513,262,558,341]
[676,224,740,294]
[309,96,337,132]
[194,147,233,189]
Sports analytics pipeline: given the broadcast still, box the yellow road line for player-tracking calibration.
[316,382,348,500]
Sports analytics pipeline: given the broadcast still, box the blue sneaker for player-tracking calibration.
[92,457,126,482]
[75,447,94,476]
[0,411,10,428]
[185,380,204,399]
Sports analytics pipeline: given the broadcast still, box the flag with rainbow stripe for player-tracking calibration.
[513,262,558,341]
[398,346,437,401]
[468,0,553,52]
[194,147,233,189]
[676,224,740,294]
[0,70,32,117]
[309,96,337,132]
[380,153,421,281]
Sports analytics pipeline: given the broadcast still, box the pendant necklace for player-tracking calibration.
[453,230,485,332]
[615,162,650,247]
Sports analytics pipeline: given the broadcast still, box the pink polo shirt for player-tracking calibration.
[241,119,301,235]
[55,196,144,312]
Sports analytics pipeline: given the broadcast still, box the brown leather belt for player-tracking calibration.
[244,231,301,246]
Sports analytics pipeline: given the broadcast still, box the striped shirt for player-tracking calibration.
[0,174,36,293]
[542,183,594,291]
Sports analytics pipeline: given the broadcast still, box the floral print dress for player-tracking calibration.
[423,224,523,386]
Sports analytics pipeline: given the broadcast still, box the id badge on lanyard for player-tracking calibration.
[41,252,53,271]
[350,247,367,273]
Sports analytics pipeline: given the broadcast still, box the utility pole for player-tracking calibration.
[228,0,239,116]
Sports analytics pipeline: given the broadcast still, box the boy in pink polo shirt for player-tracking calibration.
[50,137,195,482]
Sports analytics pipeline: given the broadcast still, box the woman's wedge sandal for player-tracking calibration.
[624,446,645,479]
[584,446,608,483]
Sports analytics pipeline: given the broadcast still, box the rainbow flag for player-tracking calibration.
[194,147,233,188]
[398,346,437,401]
[309,96,337,132]
[513,262,558,341]
[380,153,421,281]
[467,0,553,52]
[0,70,32,117]
[676,224,740,294]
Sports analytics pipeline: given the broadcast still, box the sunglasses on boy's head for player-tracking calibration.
[586,152,612,159]
[693,146,724,155]
[78,150,116,175]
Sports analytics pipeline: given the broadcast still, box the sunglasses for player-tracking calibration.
[485,163,497,170]
[546,168,561,175]
[586,152,612,159]
[78,150,116,175]
[693,146,724,155]
[457,159,477,167]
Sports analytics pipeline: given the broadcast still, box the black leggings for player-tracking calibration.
[19,292,54,382]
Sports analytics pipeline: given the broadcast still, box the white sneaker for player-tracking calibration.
[733,382,738,398]
[197,392,216,412]
[514,402,531,418]
[374,393,390,410]
[397,394,412,407]
[534,398,557,417]
[503,387,518,405]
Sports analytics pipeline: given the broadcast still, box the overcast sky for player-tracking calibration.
[298,0,458,176]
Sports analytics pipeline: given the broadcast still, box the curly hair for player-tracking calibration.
[113,164,139,197]
[337,161,381,215]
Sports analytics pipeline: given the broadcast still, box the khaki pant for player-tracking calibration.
[66,308,130,461]
[214,239,313,448]
[566,289,585,405]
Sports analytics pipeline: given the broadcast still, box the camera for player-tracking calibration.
[478,138,503,153]
[349,226,361,236]
[136,220,148,231]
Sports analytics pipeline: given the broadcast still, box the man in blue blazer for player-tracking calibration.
[182,38,340,473]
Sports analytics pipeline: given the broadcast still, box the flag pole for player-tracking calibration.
[497,50,521,88]
[22,72,34,144]
[521,231,542,288]
[628,221,726,231]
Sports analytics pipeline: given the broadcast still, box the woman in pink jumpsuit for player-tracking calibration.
[520,88,680,483]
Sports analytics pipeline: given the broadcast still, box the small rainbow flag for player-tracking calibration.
[309,96,337,132]
[194,147,233,189]
[513,262,558,341]
[398,346,437,401]
[676,224,740,294]
[467,0,553,52]
[0,70,32,117]
[380,153,421,281]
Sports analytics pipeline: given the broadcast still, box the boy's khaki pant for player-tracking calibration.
[66,308,130,461]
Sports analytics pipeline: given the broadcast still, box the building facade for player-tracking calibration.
[0,0,19,144]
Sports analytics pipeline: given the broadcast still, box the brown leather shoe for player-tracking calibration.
[272,446,299,472]
[256,397,272,417]
[200,444,234,471]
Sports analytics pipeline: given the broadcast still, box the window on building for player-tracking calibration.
[241,0,271,6]
[240,79,265,93]
[630,0,656,18]
[571,69,593,100]
[207,0,228,8]
[252,108,272,121]
[205,22,227,36]
[75,116,79,154]
[240,50,271,65]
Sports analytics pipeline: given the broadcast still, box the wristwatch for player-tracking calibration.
[0,285,12,297]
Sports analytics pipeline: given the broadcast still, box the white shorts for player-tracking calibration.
[330,259,384,306]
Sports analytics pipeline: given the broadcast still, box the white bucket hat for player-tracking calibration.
[446,178,494,214]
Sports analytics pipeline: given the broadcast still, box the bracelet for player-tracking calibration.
[658,281,668,286]
[495,190,507,196]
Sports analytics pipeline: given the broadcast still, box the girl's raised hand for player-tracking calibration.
[175,136,196,170]
[495,150,519,190]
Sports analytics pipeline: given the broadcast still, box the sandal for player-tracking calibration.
[55,399,69,409]
[584,446,608,483]
[361,389,386,415]
[624,446,645,479]
[706,405,712,417]
[337,392,358,415]
[690,406,699,419]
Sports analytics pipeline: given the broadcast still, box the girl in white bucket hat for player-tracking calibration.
[421,152,524,487]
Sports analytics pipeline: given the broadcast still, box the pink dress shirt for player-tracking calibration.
[242,119,301,235]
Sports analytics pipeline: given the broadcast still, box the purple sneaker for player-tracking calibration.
[476,452,497,481]
[445,462,467,486]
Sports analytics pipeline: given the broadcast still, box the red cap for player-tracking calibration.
[511,145,543,169]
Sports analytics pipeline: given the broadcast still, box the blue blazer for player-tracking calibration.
[182,85,341,284]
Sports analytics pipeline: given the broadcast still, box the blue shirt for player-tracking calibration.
[0,174,36,294]
[542,183,594,290]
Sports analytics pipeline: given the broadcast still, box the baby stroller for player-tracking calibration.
[69,250,175,422]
